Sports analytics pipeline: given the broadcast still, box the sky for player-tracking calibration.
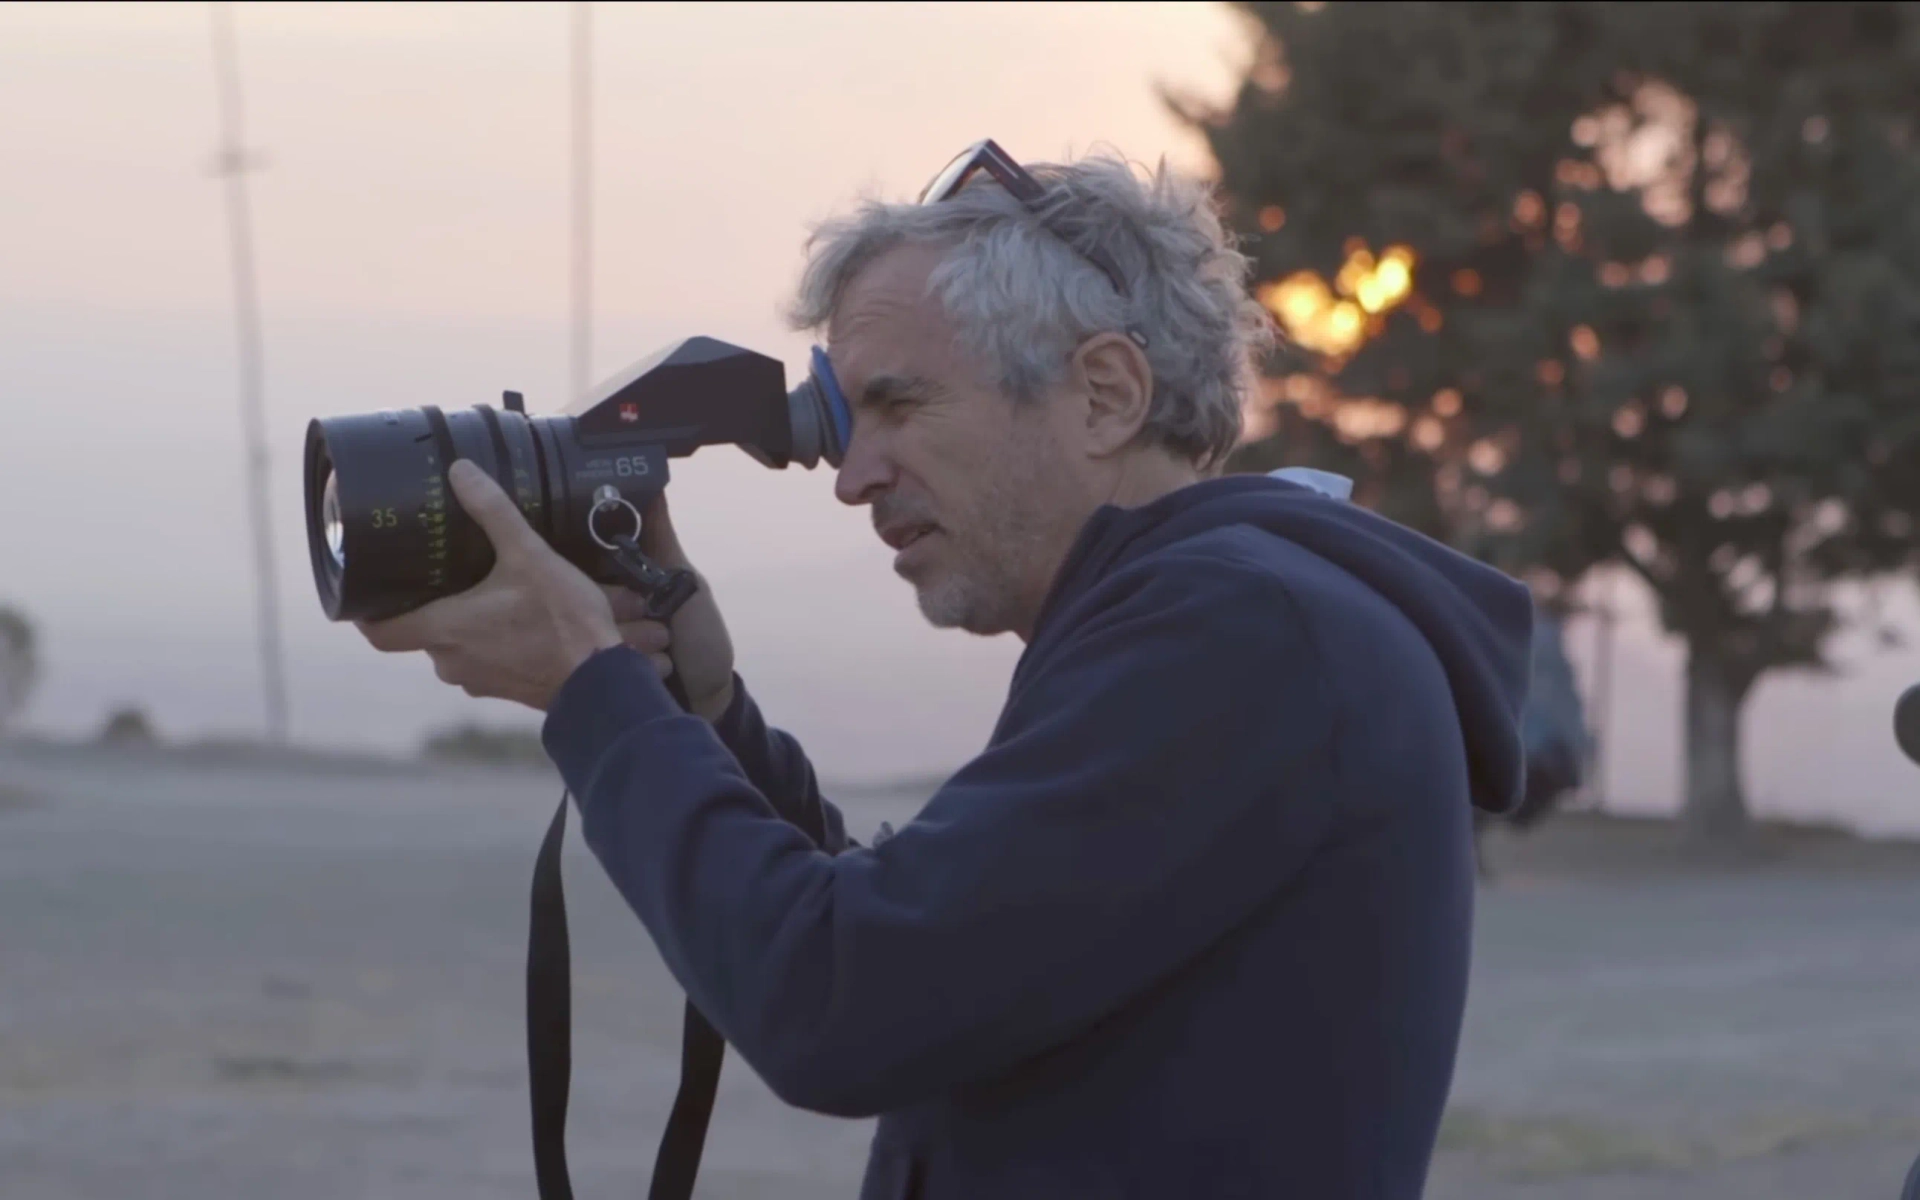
[3,1,1919,831]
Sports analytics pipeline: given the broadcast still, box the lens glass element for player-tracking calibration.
[322,470,345,569]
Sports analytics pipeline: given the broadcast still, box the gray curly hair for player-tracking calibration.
[786,149,1275,469]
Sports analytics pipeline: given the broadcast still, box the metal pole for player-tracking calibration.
[571,1,593,405]
[209,1,290,744]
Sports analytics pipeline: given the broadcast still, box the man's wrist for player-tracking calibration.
[690,676,735,725]
[541,643,681,770]
[559,620,623,683]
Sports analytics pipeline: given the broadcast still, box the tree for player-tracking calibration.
[0,605,37,735]
[97,705,158,747]
[1180,1,1920,846]
[420,721,550,768]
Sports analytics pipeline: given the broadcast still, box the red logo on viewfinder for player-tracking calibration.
[619,403,639,423]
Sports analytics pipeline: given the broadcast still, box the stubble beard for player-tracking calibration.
[913,447,1057,637]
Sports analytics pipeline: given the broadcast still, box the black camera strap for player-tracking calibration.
[528,793,726,1200]
[526,535,723,1200]
[527,795,578,1200]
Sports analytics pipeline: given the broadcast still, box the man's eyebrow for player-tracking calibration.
[856,373,942,409]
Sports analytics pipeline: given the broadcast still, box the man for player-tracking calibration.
[361,141,1535,1198]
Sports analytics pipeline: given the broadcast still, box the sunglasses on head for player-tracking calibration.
[807,139,1150,461]
[918,138,1138,313]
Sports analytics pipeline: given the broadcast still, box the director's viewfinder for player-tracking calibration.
[302,336,848,622]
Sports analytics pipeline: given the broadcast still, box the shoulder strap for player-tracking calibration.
[528,792,726,1200]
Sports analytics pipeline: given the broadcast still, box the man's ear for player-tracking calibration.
[1074,332,1155,458]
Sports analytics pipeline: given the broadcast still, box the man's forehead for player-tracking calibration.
[827,243,952,384]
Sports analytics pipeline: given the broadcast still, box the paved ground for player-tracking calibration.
[3,741,1918,1199]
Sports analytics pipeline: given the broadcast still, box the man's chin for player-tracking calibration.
[911,574,970,631]
[912,576,1010,636]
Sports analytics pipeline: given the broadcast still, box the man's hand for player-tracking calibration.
[606,491,737,723]
[356,460,628,712]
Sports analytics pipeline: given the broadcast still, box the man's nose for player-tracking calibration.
[834,430,894,507]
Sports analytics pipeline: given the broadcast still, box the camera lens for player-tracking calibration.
[304,404,565,623]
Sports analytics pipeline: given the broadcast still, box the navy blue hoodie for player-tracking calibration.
[541,473,1534,1199]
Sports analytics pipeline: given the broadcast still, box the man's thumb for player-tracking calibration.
[640,491,690,568]
[449,459,542,558]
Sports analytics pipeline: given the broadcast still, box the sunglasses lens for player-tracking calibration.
[918,141,988,205]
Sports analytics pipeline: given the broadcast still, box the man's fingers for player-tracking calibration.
[616,620,671,654]
[647,651,674,680]
[449,460,546,562]
[639,491,690,569]
[357,585,507,654]
[431,651,464,685]
[358,611,437,653]
[603,584,657,624]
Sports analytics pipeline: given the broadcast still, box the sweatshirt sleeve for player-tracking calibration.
[709,674,853,853]
[540,553,1339,1118]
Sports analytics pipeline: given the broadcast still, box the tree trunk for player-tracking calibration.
[1681,645,1754,849]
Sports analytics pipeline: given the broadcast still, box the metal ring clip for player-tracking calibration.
[587,485,642,551]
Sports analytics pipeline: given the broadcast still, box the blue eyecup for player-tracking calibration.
[810,345,853,459]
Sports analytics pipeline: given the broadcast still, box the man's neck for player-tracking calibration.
[1104,449,1206,511]
[1009,451,1206,642]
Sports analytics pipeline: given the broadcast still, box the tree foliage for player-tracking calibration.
[421,721,550,768]
[97,705,158,747]
[0,605,37,734]
[1182,1,1920,840]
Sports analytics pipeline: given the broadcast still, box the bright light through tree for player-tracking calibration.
[1256,243,1416,359]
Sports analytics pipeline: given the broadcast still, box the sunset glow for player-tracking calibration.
[1257,243,1415,358]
